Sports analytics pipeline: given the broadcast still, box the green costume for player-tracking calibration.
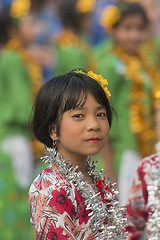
[95,41,157,173]
[54,30,94,75]
[95,41,159,204]
[0,49,34,240]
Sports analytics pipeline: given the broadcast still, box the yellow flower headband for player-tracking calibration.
[100,5,121,30]
[10,0,31,18]
[76,0,96,14]
[75,69,111,100]
[100,1,140,30]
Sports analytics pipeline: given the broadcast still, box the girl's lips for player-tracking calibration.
[86,138,101,143]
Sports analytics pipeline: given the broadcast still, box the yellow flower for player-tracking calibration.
[87,71,111,100]
[74,70,111,100]
[10,0,30,18]
[76,0,96,13]
[100,5,121,30]
[126,0,140,2]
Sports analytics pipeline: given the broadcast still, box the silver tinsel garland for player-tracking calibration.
[41,147,127,239]
[147,142,160,240]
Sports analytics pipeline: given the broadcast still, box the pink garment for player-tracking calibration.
[126,153,159,239]
[29,168,108,239]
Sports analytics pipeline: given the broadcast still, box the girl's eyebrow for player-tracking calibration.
[69,106,84,112]
[69,105,105,112]
[97,105,106,110]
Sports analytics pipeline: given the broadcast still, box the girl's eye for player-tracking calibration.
[97,112,106,117]
[72,114,84,118]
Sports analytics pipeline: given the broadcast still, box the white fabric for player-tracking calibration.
[118,150,141,205]
[2,135,33,189]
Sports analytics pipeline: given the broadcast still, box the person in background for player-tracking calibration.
[95,1,160,205]
[0,1,42,239]
[126,142,160,239]
[91,0,116,46]
[29,0,62,81]
[53,0,96,75]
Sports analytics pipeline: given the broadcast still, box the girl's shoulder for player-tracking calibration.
[138,153,160,175]
[94,40,117,61]
[94,42,127,76]
[0,49,23,66]
[0,48,19,57]
[30,168,72,193]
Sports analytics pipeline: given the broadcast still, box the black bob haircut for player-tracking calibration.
[113,1,149,28]
[0,7,13,45]
[32,69,112,148]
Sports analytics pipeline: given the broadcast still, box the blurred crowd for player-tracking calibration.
[0,0,160,239]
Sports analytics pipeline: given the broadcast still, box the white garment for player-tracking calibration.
[118,150,141,205]
[2,135,33,189]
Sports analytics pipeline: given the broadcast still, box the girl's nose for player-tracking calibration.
[86,117,100,131]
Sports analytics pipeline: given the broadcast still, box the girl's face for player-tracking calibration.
[112,15,148,55]
[51,93,110,161]
[18,14,36,46]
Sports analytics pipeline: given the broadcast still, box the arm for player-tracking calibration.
[126,160,149,239]
[29,183,76,240]
[28,169,93,240]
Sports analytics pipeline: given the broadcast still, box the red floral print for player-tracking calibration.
[126,154,159,239]
[47,225,67,240]
[78,206,90,224]
[29,168,109,239]
[49,188,74,218]
[75,188,90,224]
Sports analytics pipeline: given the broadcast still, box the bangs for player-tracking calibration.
[60,73,109,114]
[62,77,88,113]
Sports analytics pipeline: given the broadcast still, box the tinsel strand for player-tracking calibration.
[147,142,160,239]
[41,147,127,239]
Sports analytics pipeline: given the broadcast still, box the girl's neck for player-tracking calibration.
[56,147,88,174]
[115,44,140,57]
[114,44,140,58]
[51,148,94,184]
[66,154,88,174]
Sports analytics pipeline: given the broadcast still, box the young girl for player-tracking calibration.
[29,69,127,239]
[95,1,160,205]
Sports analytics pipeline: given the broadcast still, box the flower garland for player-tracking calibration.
[4,38,43,158]
[147,142,160,239]
[4,38,42,98]
[55,29,96,72]
[113,45,160,157]
[42,147,127,239]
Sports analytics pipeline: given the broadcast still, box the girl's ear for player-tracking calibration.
[49,124,58,141]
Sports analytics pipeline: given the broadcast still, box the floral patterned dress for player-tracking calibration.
[126,153,160,239]
[29,168,108,240]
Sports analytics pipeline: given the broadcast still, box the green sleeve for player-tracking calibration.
[0,50,32,137]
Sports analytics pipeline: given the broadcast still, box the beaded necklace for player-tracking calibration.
[42,147,127,239]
